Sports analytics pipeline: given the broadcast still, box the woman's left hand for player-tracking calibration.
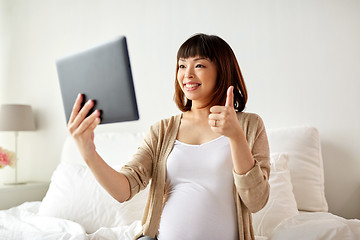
[208,86,243,139]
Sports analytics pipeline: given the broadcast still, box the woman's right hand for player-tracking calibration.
[67,93,101,162]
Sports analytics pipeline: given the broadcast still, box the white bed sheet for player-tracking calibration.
[1,201,360,240]
[270,212,360,240]
[0,202,142,240]
[0,202,270,240]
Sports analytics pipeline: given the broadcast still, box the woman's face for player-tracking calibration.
[177,56,218,108]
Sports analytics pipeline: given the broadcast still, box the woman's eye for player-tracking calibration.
[179,64,185,69]
[196,64,205,68]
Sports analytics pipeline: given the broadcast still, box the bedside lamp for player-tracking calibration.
[0,104,36,185]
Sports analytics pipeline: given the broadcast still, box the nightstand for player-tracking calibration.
[0,181,49,210]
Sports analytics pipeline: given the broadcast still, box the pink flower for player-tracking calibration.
[0,151,9,168]
[0,147,16,169]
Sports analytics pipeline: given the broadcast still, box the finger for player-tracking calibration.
[208,113,222,121]
[208,119,217,128]
[89,117,101,131]
[86,116,101,134]
[210,105,226,113]
[71,99,95,130]
[75,110,100,135]
[68,93,83,125]
[225,86,234,108]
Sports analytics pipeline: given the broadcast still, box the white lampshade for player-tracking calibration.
[0,104,36,131]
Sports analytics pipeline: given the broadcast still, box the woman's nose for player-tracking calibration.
[185,68,194,78]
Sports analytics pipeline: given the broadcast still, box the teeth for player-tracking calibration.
[185,83,199,88]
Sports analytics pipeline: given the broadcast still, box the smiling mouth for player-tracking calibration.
[184,83,201,88]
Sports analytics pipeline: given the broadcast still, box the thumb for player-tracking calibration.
[225,86,234,108]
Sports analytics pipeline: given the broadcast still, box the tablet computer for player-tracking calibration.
[56,36,139,125]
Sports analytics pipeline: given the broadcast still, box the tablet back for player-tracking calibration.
[56,36,139,125]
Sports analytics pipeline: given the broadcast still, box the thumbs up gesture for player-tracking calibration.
[208,86,242,139]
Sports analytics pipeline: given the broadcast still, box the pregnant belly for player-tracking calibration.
[158,184,237,240]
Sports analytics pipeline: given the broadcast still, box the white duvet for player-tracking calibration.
[0,202,142,240]
[1,202,360,240]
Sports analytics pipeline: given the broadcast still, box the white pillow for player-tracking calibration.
[267,126,328,212]
[39,162,149,233]
[252,153,299,237]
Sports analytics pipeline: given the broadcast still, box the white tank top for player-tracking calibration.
[158,136,238,240]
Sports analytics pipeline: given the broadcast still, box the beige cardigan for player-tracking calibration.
[119,112,270,240]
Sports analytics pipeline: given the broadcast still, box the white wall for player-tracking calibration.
[0,0,359,219]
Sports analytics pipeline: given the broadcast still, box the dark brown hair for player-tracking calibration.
[174,33,248,112]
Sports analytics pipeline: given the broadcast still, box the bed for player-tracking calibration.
[1,126,359,240]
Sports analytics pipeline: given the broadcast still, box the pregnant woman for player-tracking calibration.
[67,33,270,240]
